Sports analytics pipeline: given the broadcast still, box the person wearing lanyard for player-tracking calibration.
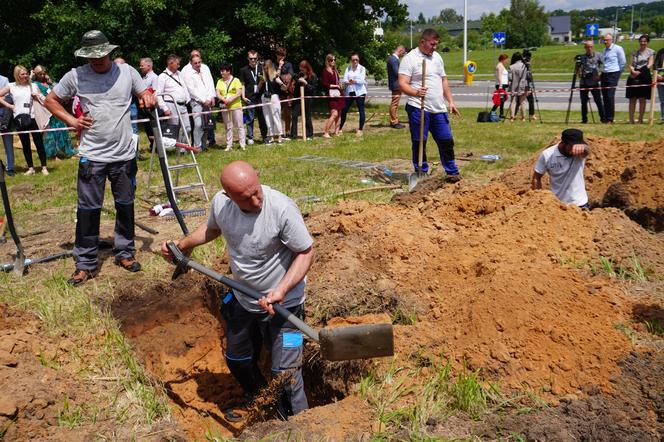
[240,51,268,145]
[600,33,626,124]
[216,63,246,151]
[339,53,368,136]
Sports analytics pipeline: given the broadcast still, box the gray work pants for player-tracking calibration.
[74,157,137,270]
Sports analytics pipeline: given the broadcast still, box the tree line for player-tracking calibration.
[0,0,407,80]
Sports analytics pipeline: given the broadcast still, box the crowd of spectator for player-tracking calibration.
[0,31,662,178]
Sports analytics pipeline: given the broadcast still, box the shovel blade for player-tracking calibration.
[319,323,394,361]
[13,252,25,276]
[407,172,426,192]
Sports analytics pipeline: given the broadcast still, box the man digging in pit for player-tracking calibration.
[161,160,314,422]
[531,128,590,209]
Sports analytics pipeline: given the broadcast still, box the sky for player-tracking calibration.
[403,0,652,20]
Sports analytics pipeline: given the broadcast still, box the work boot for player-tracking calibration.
[115,257,141,272]
[444,174,462,184]
[67,268,99,287]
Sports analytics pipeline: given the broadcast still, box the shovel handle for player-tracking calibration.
[418,59,427,171]
[167,242,320,342]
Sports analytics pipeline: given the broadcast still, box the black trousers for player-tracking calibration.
[18,119,47,168]
[579,78,605,123]
[290,99,313,139]
[601,71,621,122]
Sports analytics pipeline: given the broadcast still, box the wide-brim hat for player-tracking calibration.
[74,30,118,58]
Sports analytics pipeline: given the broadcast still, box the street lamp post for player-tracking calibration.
[463,0,468,65]
[630,5,634,36]
[613,6,619,38]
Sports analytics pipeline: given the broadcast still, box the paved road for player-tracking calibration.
[365,81,651,111]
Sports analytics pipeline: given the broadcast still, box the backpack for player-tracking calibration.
[476,111,492,123]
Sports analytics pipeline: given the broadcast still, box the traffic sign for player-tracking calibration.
[586,23,599,37]
[492,32,506,45]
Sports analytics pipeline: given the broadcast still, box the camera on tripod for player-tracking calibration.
[522,47,536,66]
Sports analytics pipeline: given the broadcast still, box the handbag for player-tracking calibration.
[13,90,33,131]
[0,95,13,132]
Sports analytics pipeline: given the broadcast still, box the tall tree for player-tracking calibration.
[1,0,407,79]
[438,8,463,23]
[417,12,426,24]
[505,0,549,48]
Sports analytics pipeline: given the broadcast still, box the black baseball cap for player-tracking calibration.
[561,128,587,145]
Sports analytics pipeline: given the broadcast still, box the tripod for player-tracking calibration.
[565,62,595,124]
[515,62,543,122]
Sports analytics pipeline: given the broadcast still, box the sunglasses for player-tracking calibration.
[249,57,258,61]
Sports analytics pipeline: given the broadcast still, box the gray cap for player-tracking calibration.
[74,30,119,58]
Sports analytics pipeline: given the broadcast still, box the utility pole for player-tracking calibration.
[410,20,413,49]
[613,7,619,38]
[463,0,468,64]
[630,5,634,36]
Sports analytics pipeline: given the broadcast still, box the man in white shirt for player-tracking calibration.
[532,128,590,208]
[398,29,461,182]
[157,54,191,144]
[183,49,217,147]
[139,57,159,152]
[183,54,216,149]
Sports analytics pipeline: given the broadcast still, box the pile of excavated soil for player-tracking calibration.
[306,181,664,399]
[497,137,664,231]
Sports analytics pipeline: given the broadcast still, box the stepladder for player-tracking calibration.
[145,94,209,204]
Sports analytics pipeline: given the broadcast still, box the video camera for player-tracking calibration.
[522,47,537,66]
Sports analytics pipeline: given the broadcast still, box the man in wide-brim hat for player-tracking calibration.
[45,30,157,286]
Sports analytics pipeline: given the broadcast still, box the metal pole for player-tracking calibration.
[410,20,413,49]
[630,6,634,36]
[613,7,619,39]
[463,0,468,65]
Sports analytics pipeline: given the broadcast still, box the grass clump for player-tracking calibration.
[360,359,501,439]
[596,254,651,282]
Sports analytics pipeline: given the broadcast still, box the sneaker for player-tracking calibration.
[67,268,99,287]
[265,139,274,145]
[240,146,246,151]
[282,137,291,142]
[247,139,254,145]
[24,167,35,176]
[41,167,49,176]
[224,146,233,152]
[306,137,313,141]
[390,123,405,129]
[277,138,283,145]
[322,133,331,139]
[115,257,141,272]
[356,130,363,137]
[6,170,15,177]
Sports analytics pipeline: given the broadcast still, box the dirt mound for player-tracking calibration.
[306,182,664,399]
[497,136,664,230]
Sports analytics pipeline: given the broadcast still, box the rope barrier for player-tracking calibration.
[0,82,660,136]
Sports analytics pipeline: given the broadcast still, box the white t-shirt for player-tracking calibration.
[54,63,146,163]
[207,185,314,313]
[9,83,39,118]
[534,144,588,206]
[398,47,447,113]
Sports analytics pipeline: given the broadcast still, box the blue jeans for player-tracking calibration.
[340,93,366,130]
[405,104,458,175]
[658,84,664,122]
[1,133,13,172]
[600,71,621,122]
[130,102,138,135]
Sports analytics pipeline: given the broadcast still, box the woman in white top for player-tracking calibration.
[493,53,509,118]
[0,65,49,175]
[260,59,284,144]
[339,52,368,136]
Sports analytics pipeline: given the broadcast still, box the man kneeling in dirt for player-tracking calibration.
[532,128,590,209]
[161,161,314,421]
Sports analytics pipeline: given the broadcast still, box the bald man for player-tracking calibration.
[161,161,314,421]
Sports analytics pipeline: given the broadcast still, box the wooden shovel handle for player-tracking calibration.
[418,59,427,170]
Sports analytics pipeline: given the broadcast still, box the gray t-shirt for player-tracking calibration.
[534,144,588,207]
[207,185,314,313]
[53,63,146,162]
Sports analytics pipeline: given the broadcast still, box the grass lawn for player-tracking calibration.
[0,105,660,437]
[431,40,663,80]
